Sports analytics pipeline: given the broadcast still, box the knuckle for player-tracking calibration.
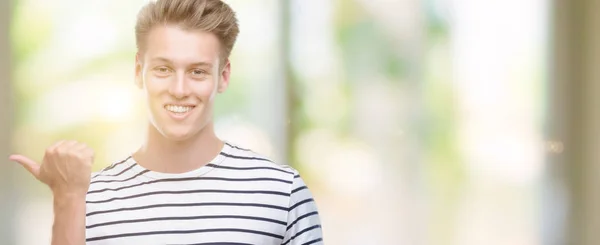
[45,147,55,156]
[76,151,92,161]
[56,147,68,157]
[75,154,87,162]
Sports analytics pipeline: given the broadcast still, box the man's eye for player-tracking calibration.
[156,67,169,73]
[192,70,205,75]
[190,69,207,79]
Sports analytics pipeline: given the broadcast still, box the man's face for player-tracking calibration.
[135,25,230,141]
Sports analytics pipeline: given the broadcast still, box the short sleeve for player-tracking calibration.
[281,170,324,245]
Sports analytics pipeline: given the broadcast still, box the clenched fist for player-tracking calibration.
[10,140,94,197]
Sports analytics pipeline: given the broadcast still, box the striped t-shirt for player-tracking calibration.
[85,142,323,245]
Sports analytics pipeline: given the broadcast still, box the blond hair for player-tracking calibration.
[135,0,240,64]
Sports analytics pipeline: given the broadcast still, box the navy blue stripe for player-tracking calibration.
[286,211,319,231]
[86,215,287,229]
[86,228,284,242]
[220,152,272,162]
[87,189,289,204]
[106,162,137,177]
[292,186,307,194]
[103,156,131,171]
[87,176,291,195]
[281,225,322,245]
[92,156,132,179]
[90,169,149,184]
[225,142,251,151]
[289,198,314,212]
[301,238,323,245]
[86,202,288,217]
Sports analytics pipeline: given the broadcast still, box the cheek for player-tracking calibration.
[141,78,166,110]
[142,74,167,94]
[195,80,219,101]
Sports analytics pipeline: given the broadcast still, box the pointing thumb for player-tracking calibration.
[9,154,41,179]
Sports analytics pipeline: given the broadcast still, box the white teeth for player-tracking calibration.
[165,105,193,113]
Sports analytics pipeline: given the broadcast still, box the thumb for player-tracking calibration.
[9,154,41,178]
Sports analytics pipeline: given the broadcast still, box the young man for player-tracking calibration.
[9,0,324,244]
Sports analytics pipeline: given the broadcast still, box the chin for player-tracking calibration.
[149,115,211,142]
[161,128,196,141]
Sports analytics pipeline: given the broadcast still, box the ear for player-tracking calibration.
[135,53,143,89]
[218,59,231,93]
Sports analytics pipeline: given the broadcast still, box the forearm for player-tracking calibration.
[51,194,87,245]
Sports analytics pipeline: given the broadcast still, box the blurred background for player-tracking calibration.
[1,0,599,244]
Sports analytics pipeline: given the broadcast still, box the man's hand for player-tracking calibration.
[9,140,94,197]
[9,140,93,245]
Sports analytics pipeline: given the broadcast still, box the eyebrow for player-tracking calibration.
[150,57,214,68]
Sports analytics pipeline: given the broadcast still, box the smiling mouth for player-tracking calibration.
[164,104,195,113]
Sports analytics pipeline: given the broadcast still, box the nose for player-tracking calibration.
[168,71,191,99]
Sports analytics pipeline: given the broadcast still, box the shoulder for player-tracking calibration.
[221,141,299,177]
[90,156,136,181]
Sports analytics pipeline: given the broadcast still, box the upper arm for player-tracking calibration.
[281,170,324,245]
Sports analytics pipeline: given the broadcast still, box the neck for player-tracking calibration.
[133,122,224,173]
